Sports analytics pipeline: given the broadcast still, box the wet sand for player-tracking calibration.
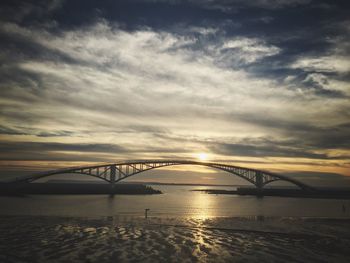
[0,216,350,263]
[0,216,349,262]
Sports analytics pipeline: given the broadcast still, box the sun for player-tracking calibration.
[198,153,208,161]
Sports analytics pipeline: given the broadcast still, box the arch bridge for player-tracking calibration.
[11,160,313,190]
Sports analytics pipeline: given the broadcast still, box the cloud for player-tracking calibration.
[286,22,350,98]
[220,37,280,64]
[0,1,349,178]
[0,21,348,139]
[0,21,287,124]
[291,56,350,74]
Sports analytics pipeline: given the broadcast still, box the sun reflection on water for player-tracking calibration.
[191,191,216,220]
[189,192,218,259]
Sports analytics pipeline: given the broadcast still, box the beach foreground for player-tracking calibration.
[0,216,349,262]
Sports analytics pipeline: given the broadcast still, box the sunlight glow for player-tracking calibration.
[198,153,208,161]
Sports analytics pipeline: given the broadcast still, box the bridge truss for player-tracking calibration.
[11,160,312,190]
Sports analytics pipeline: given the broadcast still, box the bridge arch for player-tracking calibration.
[11,160,313,191]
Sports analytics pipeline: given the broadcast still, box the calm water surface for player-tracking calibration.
[1,185,349,218]
[1,185,350,262]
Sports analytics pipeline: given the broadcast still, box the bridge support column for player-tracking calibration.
[110,165,116,191]
[255,171,263,189]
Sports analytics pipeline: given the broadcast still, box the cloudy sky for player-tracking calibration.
[0,0,349,185]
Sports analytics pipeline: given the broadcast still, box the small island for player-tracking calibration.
[192,187,350,199]
[0,182,162,195]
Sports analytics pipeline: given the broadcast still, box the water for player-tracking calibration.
[0,185,349,218]
[1,185,350,262]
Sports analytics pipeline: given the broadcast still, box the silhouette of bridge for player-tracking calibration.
[11,160,313,190]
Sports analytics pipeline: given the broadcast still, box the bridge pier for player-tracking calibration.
[110,165,116,192]
[255,171,263,189]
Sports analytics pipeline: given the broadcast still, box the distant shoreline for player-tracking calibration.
[0,182,162,195]
[193,188,350,199]
[1,181,350,199]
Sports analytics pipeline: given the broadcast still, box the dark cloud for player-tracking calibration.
[207,123,350,159]
[0,124,74,138]
[0,141,127,155]
[157,129,350,160]
[130,0,314,11]
[0,0,63,25]
[0,140,192,162]
[0,141,127,162]
[208,136,350,160]
[0,125,28,135]
[208,141,328,159]
[233,113,350,150]
[36,131,74,137]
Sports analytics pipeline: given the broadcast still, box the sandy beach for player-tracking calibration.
[0,215,349,262]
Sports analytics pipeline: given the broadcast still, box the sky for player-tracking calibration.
[0,0,349,186]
